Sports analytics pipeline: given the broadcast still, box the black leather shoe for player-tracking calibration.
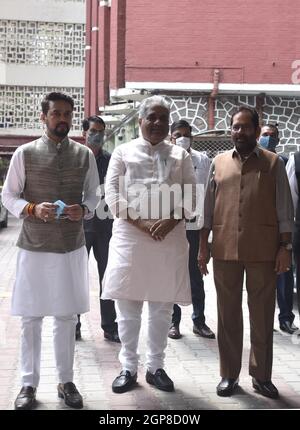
[168,324,181,339]
[57,382,83,409]
[75,322,81,340]
[146,369,174,392]
[252,378,279,399]
[193,323,215,339]
[104,331,121,343]
[112,370,137,393]
[216,378,239,397]
[14,386,36,410]
[280,321,298,334]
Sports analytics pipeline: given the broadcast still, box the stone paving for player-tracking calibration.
[1,216,300,410]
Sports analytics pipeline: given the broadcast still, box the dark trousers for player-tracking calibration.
[77,225,117,334]
[276,268,295,325]
[172,229,205,327]
[213,260,276,381]
[294,254,300,317]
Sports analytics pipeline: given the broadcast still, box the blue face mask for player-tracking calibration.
[259,135,278,151]
[87,131,104,149]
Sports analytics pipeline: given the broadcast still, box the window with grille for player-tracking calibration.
[0,20,85,67]
[192,132,233,159]
[0,86,84,130]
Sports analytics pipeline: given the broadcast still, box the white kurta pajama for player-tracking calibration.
[102,137,196,374]
[2,137,99,387]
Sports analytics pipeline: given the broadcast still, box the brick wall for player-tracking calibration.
[125,0,300,85]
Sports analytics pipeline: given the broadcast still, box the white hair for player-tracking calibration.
[138,95,170,119]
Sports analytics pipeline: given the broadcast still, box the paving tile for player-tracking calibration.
[2,216,300,410]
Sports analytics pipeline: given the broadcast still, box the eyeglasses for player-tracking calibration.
[232,125,253,133]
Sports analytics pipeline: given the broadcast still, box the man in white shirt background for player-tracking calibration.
[168,119,215,340]
[286,151,300,325]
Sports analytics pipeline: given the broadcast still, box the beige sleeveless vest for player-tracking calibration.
[211,148,279,261]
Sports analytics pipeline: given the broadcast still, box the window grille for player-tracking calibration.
[0,85,84,130]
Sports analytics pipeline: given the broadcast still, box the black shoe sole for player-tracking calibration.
[58,391,83,409]
[252,382,279,399]
[168,334,182,339]
[216,382,238,397]
[145,374,174,392]
[14,398,36,410]
[193,328,216,339]
[112,378,137,394]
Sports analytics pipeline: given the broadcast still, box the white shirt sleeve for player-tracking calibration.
[286,154,298,217]
[2,146,28,218]
[203,156,211,187]
[105,145,135,218]
[82,149,101,219]
[182,151,197,219]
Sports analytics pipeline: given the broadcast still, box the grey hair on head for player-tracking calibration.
[138,95,170,119]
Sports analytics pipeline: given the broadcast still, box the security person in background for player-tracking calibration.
[76,116,120,343]
[258,124,297,335]
[168,120,215,340]
[286,147,300,327]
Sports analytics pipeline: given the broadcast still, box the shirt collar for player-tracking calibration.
[140,137,167,150]
[41,133,69,150]
[232,145,260,160]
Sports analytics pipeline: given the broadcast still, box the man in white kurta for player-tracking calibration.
[2,92,99,410]
[102,96,196,394]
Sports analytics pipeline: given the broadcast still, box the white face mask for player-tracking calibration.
[175,136,191,151]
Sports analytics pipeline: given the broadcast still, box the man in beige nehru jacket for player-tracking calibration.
[199,106,293,399]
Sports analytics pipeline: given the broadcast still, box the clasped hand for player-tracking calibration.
[136,218,179,241]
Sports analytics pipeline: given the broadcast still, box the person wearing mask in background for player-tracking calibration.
[168,120,215,340]
[286,148,300,326]
[199,106,293,399]
[258,124,297,335]
[75,116,120,343]
[2,92,99,410]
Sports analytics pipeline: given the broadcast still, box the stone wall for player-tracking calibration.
[169,95,300,155]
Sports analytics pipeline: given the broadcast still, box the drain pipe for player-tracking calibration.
[256,93,265,127]
[208,69,220,130]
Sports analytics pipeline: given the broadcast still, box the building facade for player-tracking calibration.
[87,0,300,155]
[0,0,86,156]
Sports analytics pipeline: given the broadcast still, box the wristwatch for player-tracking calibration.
[279,242,293,251]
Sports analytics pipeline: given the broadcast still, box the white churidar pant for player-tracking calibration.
[116,300,173,374]
[20,315,77,387]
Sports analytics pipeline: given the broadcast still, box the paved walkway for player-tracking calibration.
[1,216,300,410]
